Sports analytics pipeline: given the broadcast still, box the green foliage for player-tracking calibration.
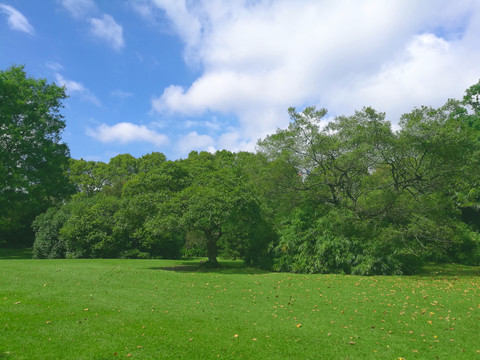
[138,151,167,173]
[259,92,480,274]
[68,158,109,195]
[0,65,73,246]
[141,210,185,259]
[60,195,122,258]
[32,205,70,259]
[166,161,268,265]
[273,208,412,275]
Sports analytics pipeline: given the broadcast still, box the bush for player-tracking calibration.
[60,195,122,258]
[273,209,360,274]
[32,206,71,259]
[273,208,426,275]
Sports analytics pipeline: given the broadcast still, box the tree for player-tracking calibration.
[258,103,480,274]
[59,194,122,258]
[116,160,191,259]
[68,158,108,196]
[0,65,73,246]
[138,152,167,173]
[160,152,272,265]
[258,106,393,210]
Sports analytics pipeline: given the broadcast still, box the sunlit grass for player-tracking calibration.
[1,256,479,359]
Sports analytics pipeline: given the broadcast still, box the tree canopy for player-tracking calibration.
[0,65,73,246]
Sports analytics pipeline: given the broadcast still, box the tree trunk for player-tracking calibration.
[206,236,219,266]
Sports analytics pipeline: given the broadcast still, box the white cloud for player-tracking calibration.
[89,14,125,51]
[87,122,169,147]
[59,0,96,19]
[59,0,124,51]
[175,131,215,156]
[144,0,480,153]
[325,32,480,121]
[55,73,101,106]
[0,4,34,35]
[131,0,202,51]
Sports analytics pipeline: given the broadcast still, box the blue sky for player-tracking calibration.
[1,0,480,161]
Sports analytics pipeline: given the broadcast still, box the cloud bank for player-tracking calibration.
[134,0,480,154]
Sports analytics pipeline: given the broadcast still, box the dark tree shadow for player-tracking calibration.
[148,259,271,275]
[0,248,32,260]
[413,262,480,278]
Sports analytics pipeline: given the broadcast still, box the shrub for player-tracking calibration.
[60,195,122,258]
[32,206,71,259]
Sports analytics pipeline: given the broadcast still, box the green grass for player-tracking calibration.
[0,256,479,359]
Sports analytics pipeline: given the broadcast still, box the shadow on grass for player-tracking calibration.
[149,259,271,275]
[153,260,480,277]
[0,248,32,260]
[415,262,480,277]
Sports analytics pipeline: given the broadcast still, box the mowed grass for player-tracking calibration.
[0,254,479,359]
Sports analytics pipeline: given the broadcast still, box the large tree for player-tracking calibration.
[155,151,273,265]
[0,65,72,246]
[258,102,480,274]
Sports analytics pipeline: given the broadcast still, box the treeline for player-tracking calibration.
[2,66,480,274]
[33,151,275,268]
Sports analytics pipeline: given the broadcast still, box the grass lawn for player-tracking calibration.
[0,252,479,359]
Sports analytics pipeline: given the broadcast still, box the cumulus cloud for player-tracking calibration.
[142,0,480,152]
[55,73,101,106]
[0,4,34,35]
[86,122,169,146]
[325,32,479,120]
[89,14,124,51]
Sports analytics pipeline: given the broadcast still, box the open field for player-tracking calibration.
[1,253,479,359]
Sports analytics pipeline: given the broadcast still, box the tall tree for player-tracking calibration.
[0,65,73,246]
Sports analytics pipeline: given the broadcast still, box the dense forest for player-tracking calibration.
[2,65,480,275]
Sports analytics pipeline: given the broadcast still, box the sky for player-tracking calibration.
[1,0,480,162]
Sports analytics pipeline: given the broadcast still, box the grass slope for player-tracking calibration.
[0,255,479,359]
